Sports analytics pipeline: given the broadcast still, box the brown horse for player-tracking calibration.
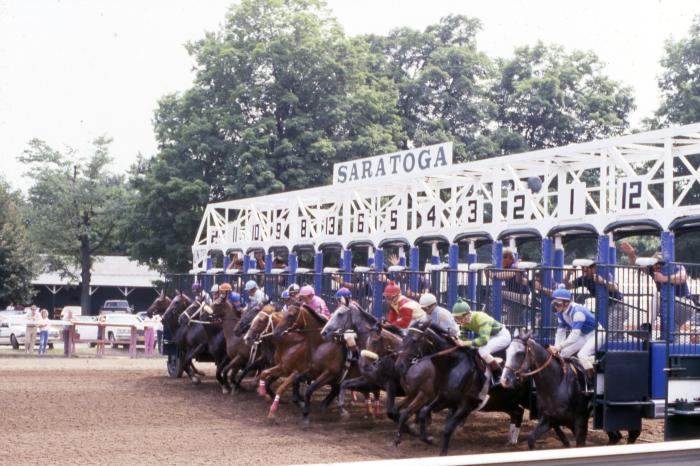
[161,292,205,381]
[146,291,171,316]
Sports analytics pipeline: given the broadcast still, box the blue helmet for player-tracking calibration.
[552,288,572,301]
[335,287,352,300]
[244,280,258,291]
[228,292,241,303]
[281,290,290,300]
[191,282,202,292]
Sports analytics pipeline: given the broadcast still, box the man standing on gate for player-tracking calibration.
[489,248,530,326]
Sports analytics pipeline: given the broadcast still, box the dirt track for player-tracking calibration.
[0,352,664,465]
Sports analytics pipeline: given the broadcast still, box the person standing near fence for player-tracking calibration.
[62,308,74,357]
[154,313,163,355]
[96,314,107,357]
[25,305,39,354]
[143,311,155,357]
[37,309,50,355]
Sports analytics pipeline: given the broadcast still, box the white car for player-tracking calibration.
[0,315,61,350]
[103,314,145,348]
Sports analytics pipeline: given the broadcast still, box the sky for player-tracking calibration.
[0,0,697,191]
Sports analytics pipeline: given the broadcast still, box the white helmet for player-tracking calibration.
[210,284,219,293]
[244,280,258,291]
[419,293,437,308]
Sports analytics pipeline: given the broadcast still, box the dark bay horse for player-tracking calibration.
[161,292,205,381]
[321,304,401,421]
[501,330,640,449]
[394,320,484,455]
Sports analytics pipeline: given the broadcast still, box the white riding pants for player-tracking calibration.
[478,327,511,364]
[560,331,600,371]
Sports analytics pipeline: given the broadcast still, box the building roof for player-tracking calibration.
[32,256,163,288]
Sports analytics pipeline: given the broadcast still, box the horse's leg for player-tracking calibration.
[338,377,371,420]
[385,381,400,422]
[527,418,551,450]
[553,425,570,448]
[302,370,334,425]
[439,399,477,456]
[627,429,641,444]
[606,431,622,445]
[184,343,206,383]
[574,416,588,447]
[216,357,232,394]
[507,405,525,446]
[258,365,284,399]
[394,391,430,447]
[265,375,278,400]
[176,347,186,378]
[418,399,443,445]
[265,371,299,419]
[321,383,340,410]
[292,372,308,407]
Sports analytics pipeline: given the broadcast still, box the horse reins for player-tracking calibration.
[505,339,554,378]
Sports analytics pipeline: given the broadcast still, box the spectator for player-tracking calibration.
[620,241,696,332]
[143,311,155,357]
[489,247,531,327]
[96,314,107,357]
[154,313,163,355]
[5,303,15,311]
[37,309,50,355]
[25,305,39,354]
[62,308,74,357]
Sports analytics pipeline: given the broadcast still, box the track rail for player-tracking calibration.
[309,440,700,466]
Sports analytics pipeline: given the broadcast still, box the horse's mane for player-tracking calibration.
[354,305,379,326]
[382,323,404,336]
[301,303,328,325]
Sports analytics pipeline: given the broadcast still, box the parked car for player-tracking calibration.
[59,305,82,318]
[104,313,144,348]
[0,315,61,350]
[99,300,133,315]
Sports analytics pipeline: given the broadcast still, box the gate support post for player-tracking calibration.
[313,251,323,295]
[409,246,420,295]
[467,241,477,306]
[264,252,273,299]
[492,241,503,320]
[372,248,384,319]
[541,238,554,337]
[596,235,610,329]
[288,252,298,287]
[343,249,352,284]
[448,243,459,310]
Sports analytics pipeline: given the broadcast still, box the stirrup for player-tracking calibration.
[475,394,490,412]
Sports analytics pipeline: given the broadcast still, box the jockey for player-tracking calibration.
[244,280,268,309]
[287,283,300,299]
[382,281,425,329]
[547,288,600,394]
[452,298,511,386]
[227,290,242,309]
[418,293,459,338]
[335,287,361,362]
[280,290,291,311]
[191,282,212,305]
[210,284,220,300]
[299,285,330,318]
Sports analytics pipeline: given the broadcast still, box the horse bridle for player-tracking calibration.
[504,338,554,378]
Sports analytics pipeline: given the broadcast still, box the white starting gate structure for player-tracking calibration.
[190,122,700,440]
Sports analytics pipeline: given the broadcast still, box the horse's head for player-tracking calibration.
[162,291,192,324]
[321,304,353,340]
[395,319,432,374]
[146,290,171,316]
[243,307,274,345]
[204,293,230,323]
[501,328,532,388]
[273,300,306,337]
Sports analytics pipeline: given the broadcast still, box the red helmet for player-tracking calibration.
[219,283,232,292]
[383,281,401,298]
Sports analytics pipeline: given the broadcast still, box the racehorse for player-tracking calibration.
[145,291,171,316]
[501,329,640,448]
[161,292,206,381]
[321,304,400,421]
[394,320,485,455]
[200,294,236,393]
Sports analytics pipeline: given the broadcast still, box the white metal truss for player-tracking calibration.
[193,123,700,270]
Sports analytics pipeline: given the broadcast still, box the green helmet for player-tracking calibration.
[452,298,470,316]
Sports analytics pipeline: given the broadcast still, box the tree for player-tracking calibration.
[495,43,635,150]
[652,15,700,127]
[0,179,36,306]
[364,15,502,161]
[20,138,127,313]
[123,0,404,272]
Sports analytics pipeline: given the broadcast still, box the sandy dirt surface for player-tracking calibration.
[0,350,663,465]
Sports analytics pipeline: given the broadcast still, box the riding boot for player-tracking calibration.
[488,360,502,386]
[583,368,595,395]
[348,346,359,363]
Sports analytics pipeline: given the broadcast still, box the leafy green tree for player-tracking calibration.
[652,15,700,127]
[0,179,36,306]
[124,0,404,272]
[20,138,127,313]
[495,43,635,150]
[364,15,501,161]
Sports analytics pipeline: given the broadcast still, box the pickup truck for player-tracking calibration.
[98,300,133,314]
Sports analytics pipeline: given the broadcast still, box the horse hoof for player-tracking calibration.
[191,376,201,384]
[421,436,435,445]
[301,418,310,429]
[339,409,350,421]
[222,387,231,395]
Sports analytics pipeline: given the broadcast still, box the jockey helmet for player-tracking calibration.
[299,285,315,297]
[418,293,437,308]
[210,284,219,293]
[451,298,470,316]
[228,291,241,303]
[335,287,352,300]
[552,288,572,302]
[287,283,300,295]
[219,283,232,292]
[281,290,290,300]
[382,281,401,298]
[191,282,202,292]
[244,280,258,291]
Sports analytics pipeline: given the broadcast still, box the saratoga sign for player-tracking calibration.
[333,142,453,185]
